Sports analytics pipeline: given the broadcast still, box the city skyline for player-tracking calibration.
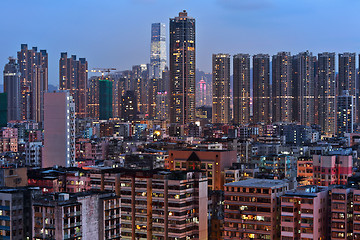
[1,0,360,85]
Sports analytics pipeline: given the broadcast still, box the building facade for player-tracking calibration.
[272,52,293,123]
[150,23,167,79]
[169,10,196,125]
[233,54,251,125]
[318,52,336,136]
[3,58,21,122]
[212,54,231,124]
[59,53,88,119]
[253,54,271,123]
[17,44,48,123]
[43,91,75,168]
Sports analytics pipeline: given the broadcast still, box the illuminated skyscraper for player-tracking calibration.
[212,54,230,124]
[253,54,271,123]
[318,52,336,136]
[337,90,355,136]
[59,53,88,118]
[339,53,357,121]
[233,54,250,125]
[292,51,316,126]
[150,23,166,79]
[3,58,21,121]
[87,76,99,119]
[272,52,293,123]
[17,44,48,123]
[169,10,196,124]
[199,78,207,106]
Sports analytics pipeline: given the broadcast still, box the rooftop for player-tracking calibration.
[225,178,288,188]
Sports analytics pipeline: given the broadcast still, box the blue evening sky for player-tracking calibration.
[1,0,360,85]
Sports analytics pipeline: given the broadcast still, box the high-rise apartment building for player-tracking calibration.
[318,52,336,136]
[87,77,100,119]
[150,23,167,79]
[253,54,271,123]
[339,53,357,122]
[43,91,75,168]
[337,90,355,136]
[121,91,137,122]
[212,54,231,124]
[233,54,251,125]
[3,58,21,121]
[59,53,88,118]
[169,10,196,125]
[292,51,316,125]
[17,44,48,123]
[272,52,293,123]
[119,170,208,240]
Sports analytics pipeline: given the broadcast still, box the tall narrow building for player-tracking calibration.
[339,53,357,122]
[3,58,21,121]
[59,53,88,119]
[253,54,271,123]
[169,10,196,124]
[337,90,355,136]
[43,91,75,168]
[212,54,230,124]
[318,52,336,136]
[233,54,251,125]
[292,51,316,126]
[150,23,167,79]
[272,52,293,123]
[17,44,48,123]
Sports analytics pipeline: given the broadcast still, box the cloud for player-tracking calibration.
[216,0,274,10]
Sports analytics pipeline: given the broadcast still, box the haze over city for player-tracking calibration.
[1,0,360,84]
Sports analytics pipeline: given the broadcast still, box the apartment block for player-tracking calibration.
[313,151,353,186]
[167,150,237,191]
[223,179,289,239]
[119,170,208,240]
[331,187,353,239]
[32,191,120,239]
[280,185,329,240]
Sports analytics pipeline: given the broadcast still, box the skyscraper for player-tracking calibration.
[292,51,316,126]
[150,23,166,79]
[337,90,355,136]
[43,91,75,168]
[169,10,196,125]
[87,76,100,119]
[212,54,230,124]
[17,44,48,123]
[253,54,271,123]
[199,78,207,107]
[59,53,88,118]
[272,52,293,123]
[318,52,336,136]
[233,54,251,125]
[3,58,21,121]
[338,53,357,121]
